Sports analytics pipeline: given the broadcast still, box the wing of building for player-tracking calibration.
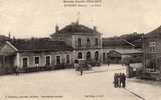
[142,25,161,80]
[0,38,73,73]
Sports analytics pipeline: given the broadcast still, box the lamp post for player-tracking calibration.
[142,33,146,73]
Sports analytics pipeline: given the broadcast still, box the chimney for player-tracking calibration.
[55,25,59,32]
[93,26,97,32]
[8,32,11,39]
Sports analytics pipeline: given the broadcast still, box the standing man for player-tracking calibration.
[15,66,19,75]
[122,73,126,88]
[118,73,122,88]
[80,65,83,76]
[107,60,110,71]
[120,73,124,87]
[74,60,79,71]
[113,73,118,88]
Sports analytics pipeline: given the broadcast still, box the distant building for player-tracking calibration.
[102,38,142,64]
[142,26,161,80]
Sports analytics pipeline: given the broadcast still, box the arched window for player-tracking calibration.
[78,52,82,59]
[78,38,81,47]
[95,51,99,61]
[86,52,91,60]
[87,38,90,47]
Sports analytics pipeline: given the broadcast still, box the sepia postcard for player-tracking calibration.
[0,0,161,100]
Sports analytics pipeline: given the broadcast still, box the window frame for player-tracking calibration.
[66,55,70,64]
[78,38,82,47]
[149,41,156,52]
[95,38,99,46]
[21,56,29,68]
[45,55,51,66]
[55,55,61,65]
[34,56,40,66]
[87,38,91,47]
[78,52,83,59]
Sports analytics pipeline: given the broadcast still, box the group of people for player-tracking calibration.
[113,73,126,88]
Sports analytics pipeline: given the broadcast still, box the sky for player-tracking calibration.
[0,0,161,38]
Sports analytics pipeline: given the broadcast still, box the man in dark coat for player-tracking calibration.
[120,73,124,87]
[118,73,122,88]
[122,73,126,88]
[113,73,118,88]
[80,66,83,76]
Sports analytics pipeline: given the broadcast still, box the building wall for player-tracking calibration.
[102,48,142,64]
[72,34,102,49]
[143,37,161,71]
[17,51,73,68]
[73,49,103,62]
[51,34,72,47]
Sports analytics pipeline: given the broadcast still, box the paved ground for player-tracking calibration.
[0,64,161,100]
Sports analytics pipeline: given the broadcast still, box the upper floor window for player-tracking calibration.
[87,38,90,47]
[149,42,156,47]
[78,38,81,47]
[95,38,98,46]
[149,42,156,52]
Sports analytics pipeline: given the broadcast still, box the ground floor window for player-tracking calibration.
[86,52,91,60]
[78,52,82,59]
[45,56,51,66]
[95,51,99,61]
[66,55,70,64]
[56,56,61,65]
[103,53,106,62]
[34,56,40,65]
[146,58,156,72]
[22,57,28,68]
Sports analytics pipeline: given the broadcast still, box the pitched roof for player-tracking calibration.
[0,35,10,40]
[145,25,161,38]
[102,38,135,48]
[105,49,142,55]
[51,23,100,36]
[10,38,73,52]
[131,39,143,48]
[0,35,10,49]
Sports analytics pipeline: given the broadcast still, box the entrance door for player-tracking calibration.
[45,56,51,66]
[56,56,61,65]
